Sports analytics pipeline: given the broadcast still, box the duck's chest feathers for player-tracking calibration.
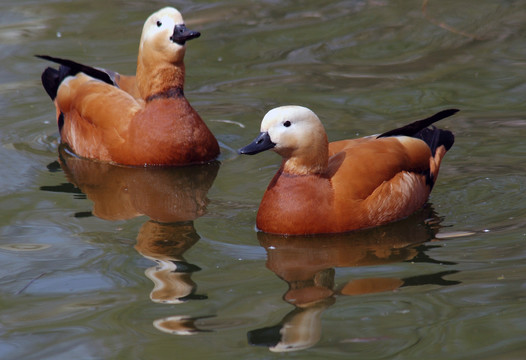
[256,171,336,234]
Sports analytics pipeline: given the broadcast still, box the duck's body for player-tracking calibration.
[37,7,219,166]
[239,106,456,235]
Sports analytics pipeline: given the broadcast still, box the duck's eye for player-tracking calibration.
[156,20,162,27]
[283,121,291,127]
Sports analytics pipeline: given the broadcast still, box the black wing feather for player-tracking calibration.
[377,109,457,156]
[35,55,117,100]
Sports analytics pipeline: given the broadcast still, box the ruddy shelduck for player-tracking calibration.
[239,106,457,235]
[37,7,219,166]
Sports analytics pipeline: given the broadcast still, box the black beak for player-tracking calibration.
[170,24,200,45]
[238,132,276,155]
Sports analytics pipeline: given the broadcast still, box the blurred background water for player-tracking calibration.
[1,0,525,359]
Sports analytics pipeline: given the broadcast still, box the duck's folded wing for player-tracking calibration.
[55,73,142,151]
[328,137,433,227]
[329,136,431,198]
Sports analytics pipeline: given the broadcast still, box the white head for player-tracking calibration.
[239,106,329,175]
[139,7,200,64]
[261,106,325,156]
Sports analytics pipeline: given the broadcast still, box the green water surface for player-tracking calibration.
[1,0,526,359]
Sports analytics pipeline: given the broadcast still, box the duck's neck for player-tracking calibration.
[282,139,329,176]
[137,59,186,101]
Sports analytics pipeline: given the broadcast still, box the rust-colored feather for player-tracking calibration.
[239,106,456,235]
[38,7,219,166]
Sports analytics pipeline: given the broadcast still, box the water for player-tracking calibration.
[1,0,526,359]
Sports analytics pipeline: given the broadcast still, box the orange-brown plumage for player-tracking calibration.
[114,74,141,99]
[37,7,219,166]
[239,106,456,235]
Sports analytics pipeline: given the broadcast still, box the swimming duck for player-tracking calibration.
[37,7,219,166]
[239,106,456,235]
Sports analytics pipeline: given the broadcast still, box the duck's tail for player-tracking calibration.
[377,109,457,156]
[36,55,116,100]
[378,109,458,188]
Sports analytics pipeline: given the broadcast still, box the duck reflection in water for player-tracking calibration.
[42,145,219,309]
[248,207,460,352]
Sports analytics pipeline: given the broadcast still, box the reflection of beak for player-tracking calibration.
[271,307,323,352]
[145,260,200,304]
[238,132,276,155]
[170,24,201,45]
[248,298,334,352]
[153,315,214,335]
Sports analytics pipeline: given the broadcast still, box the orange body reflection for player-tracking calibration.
[45,146,219,312]
[57,146,219,222]
[249,208,459,352]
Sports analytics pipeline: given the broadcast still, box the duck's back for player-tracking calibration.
[328,136,431,199]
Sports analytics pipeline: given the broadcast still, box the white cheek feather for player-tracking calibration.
[268,124,285,145]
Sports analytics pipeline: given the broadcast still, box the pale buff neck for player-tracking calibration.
[281,134,329,176]
[136,57,186,100]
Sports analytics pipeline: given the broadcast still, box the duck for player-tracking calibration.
[36,7,219,166]
[238,106,457,235]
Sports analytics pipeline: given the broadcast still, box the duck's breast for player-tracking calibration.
[123,98,219,165]
[256,170,342,235]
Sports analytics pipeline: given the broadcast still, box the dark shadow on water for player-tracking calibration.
[248,207,460,352]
